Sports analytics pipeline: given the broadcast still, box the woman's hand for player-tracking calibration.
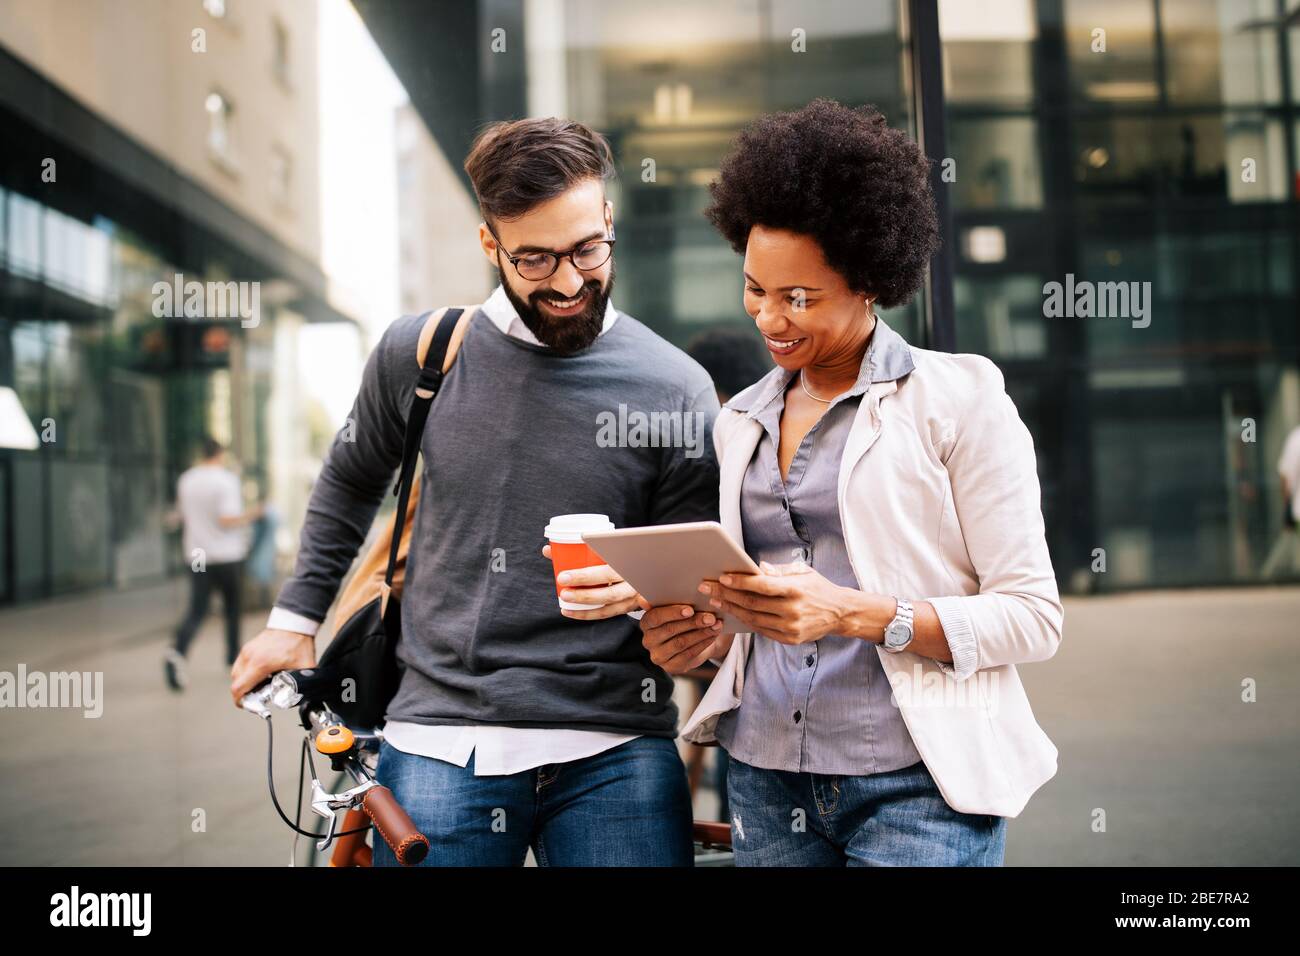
[639,602,728,674]
[540,543,642,619]
[701,560,849,646]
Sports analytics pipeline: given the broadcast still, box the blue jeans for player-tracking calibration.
[725,755,1007,866]
[372,735,694,866]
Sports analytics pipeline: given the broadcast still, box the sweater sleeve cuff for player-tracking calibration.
[267,606,321,637]
[926,596,979,682]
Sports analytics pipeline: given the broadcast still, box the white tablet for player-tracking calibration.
[581,521,761,634]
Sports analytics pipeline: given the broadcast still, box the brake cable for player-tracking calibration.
[264,716,371,840]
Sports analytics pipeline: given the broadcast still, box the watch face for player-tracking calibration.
[886,622,909,647]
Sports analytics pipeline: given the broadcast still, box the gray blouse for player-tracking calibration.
[714,338,923,776]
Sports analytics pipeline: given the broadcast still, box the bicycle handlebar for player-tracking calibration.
[281,665,343,707]
[362,785,430,865]
[243,669,431,866]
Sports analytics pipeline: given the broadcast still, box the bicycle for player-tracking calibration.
[242,666,734,866]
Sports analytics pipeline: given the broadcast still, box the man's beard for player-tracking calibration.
[498,262,614,355]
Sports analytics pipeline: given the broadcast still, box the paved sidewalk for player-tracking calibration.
[0,581,1297,865]
[0,580,304,865]
[1008,585,1300,866]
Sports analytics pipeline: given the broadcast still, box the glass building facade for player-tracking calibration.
[533,1,926,347]
[358,0,1300,592]
[0,179,283,603]
[942,0,1300,589]
[0,22,348,607]
[4,0,1298,602]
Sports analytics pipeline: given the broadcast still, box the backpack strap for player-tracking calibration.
[416,303,475,374]
[383,307,474,589]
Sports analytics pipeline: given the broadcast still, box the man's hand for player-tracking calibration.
[639,602,729,674]
[230,628,316,707]
[540,543,642,619]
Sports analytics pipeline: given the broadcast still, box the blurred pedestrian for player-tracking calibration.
[165,437,262,691]
[1263,425,1300,580]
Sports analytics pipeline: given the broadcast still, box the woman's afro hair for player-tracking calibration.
[705,98,940,309]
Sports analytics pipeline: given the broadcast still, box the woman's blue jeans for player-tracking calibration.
[725,754,1007,866]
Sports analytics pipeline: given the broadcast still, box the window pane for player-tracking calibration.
[1080,225,1296,362]
[1064,0,1158,105]
[12,322,45,429]
[949,117,1044,209]
[7,191,41,277]
[11,458,47,601]
[1071,112,1285,201]
[48,323,108,456]
[49,459,110,593]
[1162,0,1281,105]
[954,274,1049,359]
[939,0,1037,106]
[1224,113,1289,202]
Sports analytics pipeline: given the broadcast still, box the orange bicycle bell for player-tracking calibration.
[315,724,355,757]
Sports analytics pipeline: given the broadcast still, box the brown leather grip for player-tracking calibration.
[362,785,429,866]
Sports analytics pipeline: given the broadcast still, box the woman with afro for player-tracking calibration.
[640,99,1063,866]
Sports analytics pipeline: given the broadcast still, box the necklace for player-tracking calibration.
[799,370,834,404]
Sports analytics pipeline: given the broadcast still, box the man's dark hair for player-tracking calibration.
[201,436,223,460]
[687,327,773,402]
[704,98,939,308]
[464,117,615,226]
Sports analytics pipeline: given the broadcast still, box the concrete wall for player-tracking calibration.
[0,0,321,263]
[395,100,492,314]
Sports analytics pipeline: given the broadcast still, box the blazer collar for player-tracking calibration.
[724,314,914,421]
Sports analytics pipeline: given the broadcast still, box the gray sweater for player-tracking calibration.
[276,308,722,737]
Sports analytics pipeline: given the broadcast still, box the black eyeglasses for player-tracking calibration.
[486,223,616,281]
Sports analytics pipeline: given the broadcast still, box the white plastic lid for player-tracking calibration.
[544,513,615,543]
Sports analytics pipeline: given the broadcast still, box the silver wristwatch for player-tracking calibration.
[883,599,914,653]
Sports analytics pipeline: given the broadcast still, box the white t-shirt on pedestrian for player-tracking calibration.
[1279,426,1300,524]
[178,463,248,565]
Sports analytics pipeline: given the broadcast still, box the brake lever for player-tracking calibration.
[309,777,379,852]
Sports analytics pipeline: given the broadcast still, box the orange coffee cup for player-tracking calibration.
[544,514,615,611]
